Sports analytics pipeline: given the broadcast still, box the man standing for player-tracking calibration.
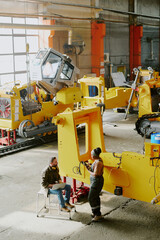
[41,157,74,212]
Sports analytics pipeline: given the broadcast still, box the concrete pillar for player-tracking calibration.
[91,21,106,77]
[129,25,143,79]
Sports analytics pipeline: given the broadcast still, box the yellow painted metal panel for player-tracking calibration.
[56,87,83,104]
[0,81,78,131]
[56,106,160,205]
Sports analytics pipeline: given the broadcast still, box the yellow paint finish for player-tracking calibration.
[79,76,104,107]
[138,75,160,118]
[79,76,138,109]
[56,107,105,180]
[56,87,83,104]
[57,106,160,204]
[138,83,153,117]
[105,87,134,109]
[0,82,76,131]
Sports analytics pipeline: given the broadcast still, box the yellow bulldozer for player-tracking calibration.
[0,48,83,145]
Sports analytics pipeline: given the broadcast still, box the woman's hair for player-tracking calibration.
[91,147,102,158]
[50,157,56,163]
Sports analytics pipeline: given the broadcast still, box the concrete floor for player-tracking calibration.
[1,110,160,240]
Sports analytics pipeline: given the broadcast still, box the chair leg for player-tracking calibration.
[37,193,45,217]
[58,204,60,215]
[44,195,47,209]
[36,193,48,217]
[48,194,51,213]
[36,193,39,217]
[37,193,72,219]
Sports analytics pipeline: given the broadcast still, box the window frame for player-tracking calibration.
[0,16,39,86]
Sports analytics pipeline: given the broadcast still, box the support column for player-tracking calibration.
[129,25,143,79]
[39,19,55,48]
[91,21,106,77]
[48,19,55,48]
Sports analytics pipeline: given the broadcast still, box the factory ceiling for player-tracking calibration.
[0,0,95,20]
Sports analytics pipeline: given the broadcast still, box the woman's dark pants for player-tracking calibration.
[88,176,104,216]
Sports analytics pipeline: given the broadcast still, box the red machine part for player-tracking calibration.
[0,98,14,146]
[0,129,16,146]
[63,177,90,203]
[0,98,11,119]
[71,179,90,203]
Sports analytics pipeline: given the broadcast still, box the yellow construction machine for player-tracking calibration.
[78,67,150,114]
[0,46,159,145]
[79,67,160,137]
[78,75,137,112]
[135,72,160,137]
[0,48,83,142]
[54,105,160,205]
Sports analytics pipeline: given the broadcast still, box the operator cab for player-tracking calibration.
[30,48,79,95]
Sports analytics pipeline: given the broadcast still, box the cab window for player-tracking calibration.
[60,62,74,80]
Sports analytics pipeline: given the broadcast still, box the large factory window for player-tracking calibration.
[0,16,39,87]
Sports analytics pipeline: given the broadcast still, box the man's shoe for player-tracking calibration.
[92,215,104,222]
[61,207,70,212]
[65,203,74,209]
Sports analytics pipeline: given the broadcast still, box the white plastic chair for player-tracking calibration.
[36,190,72,219]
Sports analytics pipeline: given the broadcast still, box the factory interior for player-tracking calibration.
[1,1,160,239]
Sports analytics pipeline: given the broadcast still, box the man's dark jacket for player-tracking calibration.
[40,165,61,196]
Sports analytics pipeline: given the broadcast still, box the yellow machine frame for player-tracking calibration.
[0,47,83,139]
[54,106,160,204]
[0,81,82,131]
[78,76,137,110]
[78,68,158,113]
[138,76,160,117]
